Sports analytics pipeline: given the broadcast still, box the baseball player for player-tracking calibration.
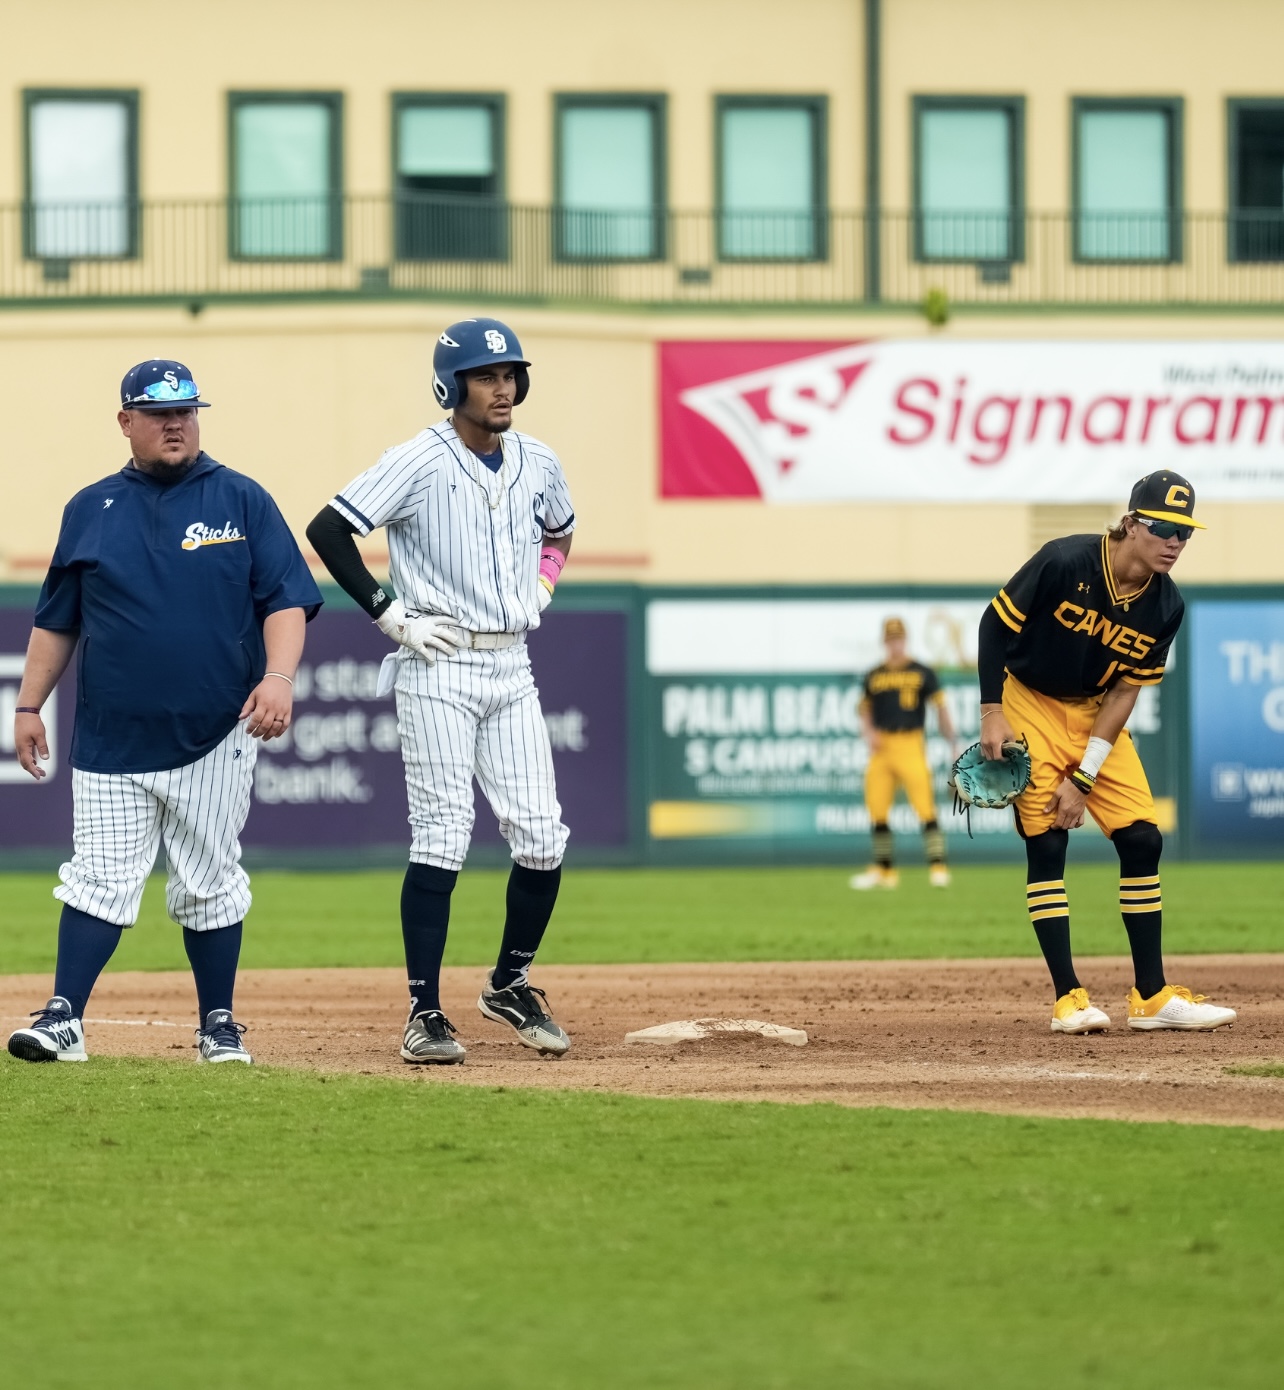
[306,317,574,1065]
[8,359,321,1065]
[850,617,958,890]
[980,470,1235,1034]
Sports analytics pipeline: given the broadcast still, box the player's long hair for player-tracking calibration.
[1106,513,1135,542]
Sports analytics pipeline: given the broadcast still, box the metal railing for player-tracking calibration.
[5,197,1284,309]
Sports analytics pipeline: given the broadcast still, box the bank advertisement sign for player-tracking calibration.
[1189,600,1284,848]
[0,603,630,858]
[660,340,1284,503]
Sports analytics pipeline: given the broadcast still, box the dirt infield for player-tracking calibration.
[4,956,1283,1128]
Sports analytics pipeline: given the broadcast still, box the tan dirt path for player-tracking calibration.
[4,957,1284,1129]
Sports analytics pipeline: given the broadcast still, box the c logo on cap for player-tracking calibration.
[1165,484,1191,509]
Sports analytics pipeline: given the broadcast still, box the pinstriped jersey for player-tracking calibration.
[991,533,1184,698]
[329,421,575,634]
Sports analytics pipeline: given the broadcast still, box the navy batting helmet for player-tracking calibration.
[431,318,530,410]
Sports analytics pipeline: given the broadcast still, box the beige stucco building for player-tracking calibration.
[3,0,1284,586]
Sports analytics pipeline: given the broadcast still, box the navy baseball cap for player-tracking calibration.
[120,359,211,411]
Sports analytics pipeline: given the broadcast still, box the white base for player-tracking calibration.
[625,1018,808,1047]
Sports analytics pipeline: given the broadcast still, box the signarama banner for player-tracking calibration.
[659,339,1284,503]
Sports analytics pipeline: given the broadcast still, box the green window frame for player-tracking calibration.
[228,92,344,261]
[1227,98,1284,264]
[554,94,667,262]
[1072,98,1183,264]
[23,88,140,262]
[913,95,1025,264]
[391,93,507,262]
[715,96,828,262]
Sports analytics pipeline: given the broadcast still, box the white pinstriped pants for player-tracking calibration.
[55,723,258,931]
[394,644,569,871]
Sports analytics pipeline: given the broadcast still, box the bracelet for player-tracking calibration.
[980,709,1005,720]
[15,706,41,715]
[264,672,294,687]
[1069,769,1096,796]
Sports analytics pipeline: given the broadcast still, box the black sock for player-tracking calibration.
[402,863,457,1016]
[1025,830,1079,998]
[183,923,243,1024]
[1113,820,1166,999]
[871,823,894,869]
[492,864,561,990]
[53,905,124,1019]
[922,819,946,866]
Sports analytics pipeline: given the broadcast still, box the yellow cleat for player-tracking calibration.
[848,866,899,891]
[1127,985,1237,1032]
[929,865,951,888]
[1051,987,1111,1034]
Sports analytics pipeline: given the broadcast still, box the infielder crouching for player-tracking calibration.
[307,318,574,1064]
[8,359,322,1065]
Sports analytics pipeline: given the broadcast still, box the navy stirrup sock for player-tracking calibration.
[492,865,562,990]
[53,905,125,1020]
[183,922,243,1024]
[402,863,457,1016]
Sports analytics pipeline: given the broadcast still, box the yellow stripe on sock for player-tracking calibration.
[1119,876,1160,886]
[1029,906,1071,921]
[1026,880,1065,892]
[1120,901,1163,914]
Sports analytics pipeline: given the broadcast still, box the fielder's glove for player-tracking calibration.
[374,600,467,666]
[948,738,1032,835]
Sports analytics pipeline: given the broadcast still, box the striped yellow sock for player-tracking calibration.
[1119,875,1162,914]
[1027,879,1069,923]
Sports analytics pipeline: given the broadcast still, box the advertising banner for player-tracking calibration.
[1189,600,1284,849]
[643,596,1178,857]
[0,602,632,860]
[660,339,1284,504]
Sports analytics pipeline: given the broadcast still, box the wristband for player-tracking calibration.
[15,706,41,714]
[1069,769,1096,796]
[264,672,294,686]
[538,546,566,596]
[1079,735,1113,780]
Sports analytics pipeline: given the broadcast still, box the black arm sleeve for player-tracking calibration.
[977,603,1014,705]
[305,505,394,618]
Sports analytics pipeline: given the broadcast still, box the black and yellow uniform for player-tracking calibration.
[861,662,944,823]
[987,533,1182,838]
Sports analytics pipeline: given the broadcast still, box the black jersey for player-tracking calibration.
[991,534,1184,698]
[861,660,941,731]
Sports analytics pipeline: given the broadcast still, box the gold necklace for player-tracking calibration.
[484,437,507,511]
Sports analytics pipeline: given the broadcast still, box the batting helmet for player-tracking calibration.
[431,318,530,410]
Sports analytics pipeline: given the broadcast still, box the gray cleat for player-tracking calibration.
[401,1009,467,1065]
[477,972,571,1057]
[8,996,88,1062]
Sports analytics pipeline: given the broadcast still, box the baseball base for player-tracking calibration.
[624,1018,808,1046]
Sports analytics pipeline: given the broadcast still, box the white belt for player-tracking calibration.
[376,632,523,697]
[462,631,522,650]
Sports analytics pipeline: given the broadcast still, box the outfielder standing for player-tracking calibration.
[8,359,321,1065]
[307,318,574,1065]
[980,470,1235,1035]
[850,616,958,890]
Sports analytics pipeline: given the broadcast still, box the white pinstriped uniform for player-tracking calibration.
[56,722,258,930]
[329,421,575,870]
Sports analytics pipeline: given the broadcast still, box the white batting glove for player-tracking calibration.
[374,599,467,665]
[536,583,554,613]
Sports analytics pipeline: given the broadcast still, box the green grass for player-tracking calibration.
[1226,1064,1284,1078]
[1,1061,1280,1389]
[1,862,1280,975]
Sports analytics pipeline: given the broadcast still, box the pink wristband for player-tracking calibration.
[538,547,566,593]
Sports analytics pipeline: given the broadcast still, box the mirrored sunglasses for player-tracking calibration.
[1138,516,1194,542]
[127,378,200,405]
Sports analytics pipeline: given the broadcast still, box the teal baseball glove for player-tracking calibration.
[948,738,1032,831]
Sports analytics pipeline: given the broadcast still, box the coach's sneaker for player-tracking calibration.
[1051,987,1111,1035]
[7,996,87,1062]
[849,867,899,891]
[477,972,571,1056]
[196,1009,253,1064]
[401,1009,466,1065]
[929,865,952,888]
[1127,985,1237,1032]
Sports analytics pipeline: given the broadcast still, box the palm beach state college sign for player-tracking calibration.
[659,339,1284,503]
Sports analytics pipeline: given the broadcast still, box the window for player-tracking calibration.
[24,90,138,259]
[1074,100,1181,262]
[556,96,665,260]
[717,98,827,260]
[229,94,342,259]
[914,98,1024,262]
[393,95,505,260]
[1229,100,1284,262]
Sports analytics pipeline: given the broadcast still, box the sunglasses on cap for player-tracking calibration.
[125,378,200,406]
[1136,516,1194,543]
